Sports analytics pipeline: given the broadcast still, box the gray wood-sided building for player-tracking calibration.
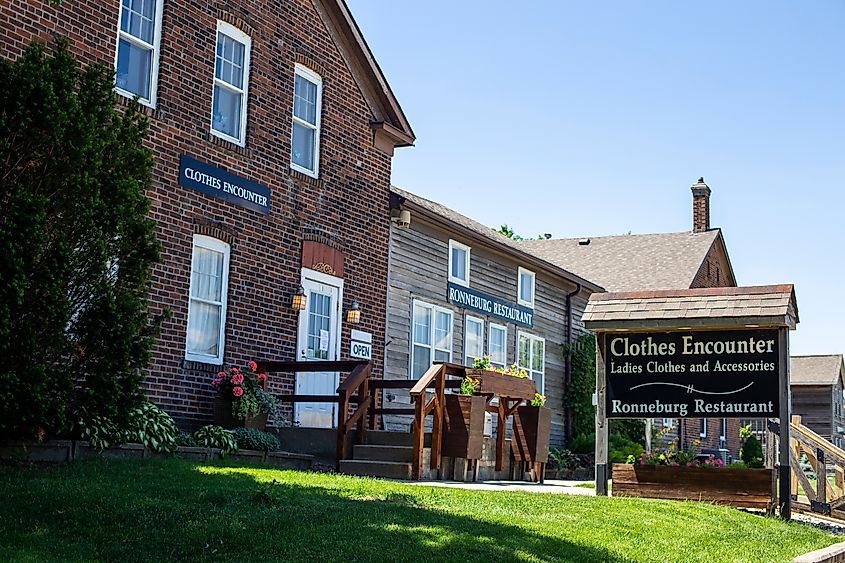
[385,187,602,446]
[791,355,845,448]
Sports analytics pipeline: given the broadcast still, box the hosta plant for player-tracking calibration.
[193,425,238,455]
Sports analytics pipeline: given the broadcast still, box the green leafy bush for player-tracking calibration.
[549,447,577,471]
[231,428,280,452]
[561,335,596,440]
[740,424,764,468]
[609,432,644,464]
[193,425,238,455]
[122,402,178,453]
[568,432,595,455]
[175,432,196,447]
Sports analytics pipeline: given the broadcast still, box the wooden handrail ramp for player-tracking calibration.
[788,415,845,521]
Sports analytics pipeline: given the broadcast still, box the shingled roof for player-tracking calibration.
[583,285,799,331]
[791,355,845,386]
[391,187,603,292]
[519,231,733,292]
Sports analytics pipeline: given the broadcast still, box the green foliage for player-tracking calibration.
[175,432,197,447]
[548,447,577,471]
[609,431,644,464]
[459,375,479,395]
[231,428,280,452]
[0,38,163,440]
[193,425,238,455]
[610,419,646,443]
[561,334,596,440]
[529,392,546,407]
[568,432,595,455]
[73,410,122,451]
[740,424,764,468]
[122,402,178,453]
[213,363,275,422]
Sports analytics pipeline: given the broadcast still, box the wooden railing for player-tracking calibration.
[409,363,465,479]
[785,415,845,520]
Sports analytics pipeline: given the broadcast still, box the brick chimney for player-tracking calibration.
[691,177,711,232]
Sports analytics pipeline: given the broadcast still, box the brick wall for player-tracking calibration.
[2,0,398,429]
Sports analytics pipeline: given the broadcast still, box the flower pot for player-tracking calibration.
[442,394,486,460]
[465,369,536,400]
[611,463,773,509]
[511,405,551,463]
[213,396,267,430]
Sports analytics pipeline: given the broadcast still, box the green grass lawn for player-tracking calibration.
[0,458,837,562]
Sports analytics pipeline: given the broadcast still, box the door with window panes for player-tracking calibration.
[296,277,341,428]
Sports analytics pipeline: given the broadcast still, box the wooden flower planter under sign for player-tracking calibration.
[442,394,486,459]
[611,463,773,509]
[512,405,551,464]
[213,396,267,430]
[465,369,536,400]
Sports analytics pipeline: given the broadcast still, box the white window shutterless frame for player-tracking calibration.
[211,21,251,146]
[488,323,507,369]
[464,316,484,367]
[448,240,470,286]
[114,0,164,106]
[185,235,230,364]
[296,270,343,428]
[291,64,323,177]
[518,332,545,395]
[410,300,453,379]
[517,267,535,308]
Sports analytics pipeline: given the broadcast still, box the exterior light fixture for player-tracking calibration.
[346,300,361,324]
[291,286,307,311]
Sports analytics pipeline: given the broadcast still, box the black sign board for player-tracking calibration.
[178,154,270,215]
[605,329,779,418]
[447,282,533,328]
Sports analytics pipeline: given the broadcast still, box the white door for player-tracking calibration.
[295,275,341,428]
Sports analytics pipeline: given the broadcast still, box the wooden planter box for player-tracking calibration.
[465,369,536,399]
[612,463,773,509]
[511,405,551,464]
[213,396,267,430]
[442,394,486,459]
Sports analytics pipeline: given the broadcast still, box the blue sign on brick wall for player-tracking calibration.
[178,154,270,215]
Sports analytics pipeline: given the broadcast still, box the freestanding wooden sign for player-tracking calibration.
[583,285,798,519]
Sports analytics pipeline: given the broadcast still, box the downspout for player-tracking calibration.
[564,283,582,444]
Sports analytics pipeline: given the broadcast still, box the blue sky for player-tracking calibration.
[349,1,844,356]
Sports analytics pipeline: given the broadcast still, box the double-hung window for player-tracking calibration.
[291,65,323,177]
[518,267,535,307]
[185,235,230,364]
[464,316,484,367]
[699,418,707,438]
[488,323,507,369]
[115,0,164,106]
[411,300,452,379]
[719,418,727,448]
[448,240,470,286]
[518,332,545,394]
[211,22,251,145]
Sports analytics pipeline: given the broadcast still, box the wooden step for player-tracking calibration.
[353,444,413,463]
[338,460,412,480]
[365,430,413,447]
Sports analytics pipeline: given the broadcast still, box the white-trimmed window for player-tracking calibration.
[699,418,707,438]
[211,22,251,145]
[291,64,323,177]
[464,316,484,367]
[517,267,535,307]
[411,300,453,379]
[719,418,727,448]
[448,240,470,286]
[114,0,164,106]
[185,235,230,364]
[662,418,673,428]
[518,332,545,395]
[488,323,507,369]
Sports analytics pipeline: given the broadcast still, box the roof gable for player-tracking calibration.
[791,355,845,386]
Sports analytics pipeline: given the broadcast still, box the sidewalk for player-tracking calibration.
[403,479,597,495]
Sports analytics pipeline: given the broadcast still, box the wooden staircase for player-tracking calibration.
[338,431,415,480]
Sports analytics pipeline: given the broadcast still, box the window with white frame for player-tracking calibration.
[185,235,230,364]
[518,332,545,395]
[488,323,507,369]
[517,267,535,308]
[464,316,484,366]
[410,300,452,379]
[699,418,707,438]
[719,418,727,447]
[291,64,323,177]
[662,418,673,427]
[448,240,470,286]
[115,0,164,106]
[211,22,251,145]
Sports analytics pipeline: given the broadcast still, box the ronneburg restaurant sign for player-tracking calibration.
[606,329,779,418]
[447,282,533,328]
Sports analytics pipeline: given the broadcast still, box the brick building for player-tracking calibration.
[520,178,743,456]
[2,0,414,429]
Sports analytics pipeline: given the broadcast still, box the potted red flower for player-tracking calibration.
[211,361,277,430]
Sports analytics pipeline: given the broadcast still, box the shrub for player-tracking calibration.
[740,424,764,468]
[549,447,577,472]
[193,425,238,455]
[561,335,596,440]
[231,428,280,452]
[568,432,595,455]
[122,402,178,453]
[175,432,197,447]
[609,432,644,464]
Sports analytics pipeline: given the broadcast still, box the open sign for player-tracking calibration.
[350,341,372,360]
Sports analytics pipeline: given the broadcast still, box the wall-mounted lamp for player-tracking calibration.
[391,208,411,229]
[346,300,361,324]
[291,286,307,311]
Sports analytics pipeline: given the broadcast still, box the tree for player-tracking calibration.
[0,38,162,440]
[497,224,548,241]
